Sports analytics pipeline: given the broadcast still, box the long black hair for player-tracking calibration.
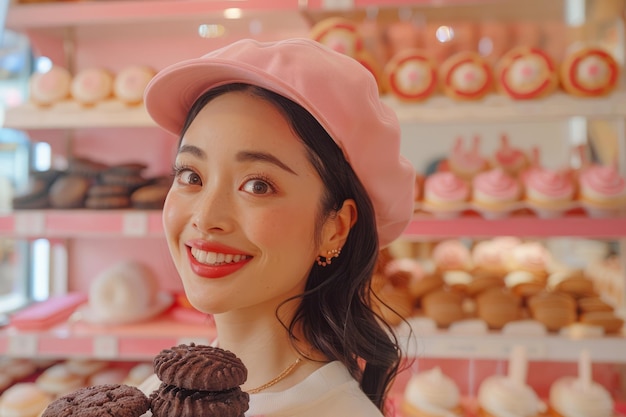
[181,83,404,413]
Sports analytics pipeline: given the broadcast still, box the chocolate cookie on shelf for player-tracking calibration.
[41,384,150,417]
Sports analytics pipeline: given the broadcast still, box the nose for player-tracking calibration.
[191,182,235,234]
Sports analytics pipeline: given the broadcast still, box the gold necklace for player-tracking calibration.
[247,357,303,394]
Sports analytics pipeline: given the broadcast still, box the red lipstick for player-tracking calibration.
[185,239,251,279]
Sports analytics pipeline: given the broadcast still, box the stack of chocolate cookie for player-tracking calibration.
[150,343,250,417]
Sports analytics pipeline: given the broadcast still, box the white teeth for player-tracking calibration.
[191,248,248,265]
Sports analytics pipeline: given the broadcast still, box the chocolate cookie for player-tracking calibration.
[48,175,91,209]
[150,382,249,417]
[154,344,247,391]
[41,383,150,417]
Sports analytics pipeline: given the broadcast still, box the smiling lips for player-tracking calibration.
[187,245,251,279]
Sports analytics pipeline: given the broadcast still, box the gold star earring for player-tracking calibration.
[316,248,342,267]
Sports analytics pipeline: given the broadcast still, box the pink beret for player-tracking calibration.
[144,38,415,247]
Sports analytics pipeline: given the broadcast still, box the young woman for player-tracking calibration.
[140,38,416,416]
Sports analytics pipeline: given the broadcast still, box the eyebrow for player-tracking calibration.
[236,151,297,175]
[178,145,297,175]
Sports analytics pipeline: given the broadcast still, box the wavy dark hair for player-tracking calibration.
[181,83,404,413]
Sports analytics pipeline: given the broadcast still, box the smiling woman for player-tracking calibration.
[139,38,416,417]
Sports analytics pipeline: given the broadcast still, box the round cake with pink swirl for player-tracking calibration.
[578,163,626,217]
[384,49,439,102]
[29,65,72,106]
[113,65,156,105]
[560,46,619,97]
[472,168,522,217]
[440,51,494,101]
[423,172,470,218]
[524,167,576,217]
[496,46,559,100]
[309,17,362,58]
[71,68,114,106]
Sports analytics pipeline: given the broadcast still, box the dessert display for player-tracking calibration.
[496,46,559,100]
[29,65,72,106]
[384,49,439,102]
[422,171,470,218]
[477,346,547,417]
[70,68,115,106]
[150,343,250,417]
[309,16,363,58]
[41,384,150,417]
[113,65,156,105]
[549,350,615,417]
[440,51,494,101]
[560,46,620,97]
[401,367,464,417]
[471,168,522,218]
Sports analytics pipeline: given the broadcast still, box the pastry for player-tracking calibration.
[472,237,521,276]
[560,46,620,97]
[477,346,546,417]
[0,358,37,381]
[431,239,473,273]
[130,184,170,209]
[496,46,559,100]
[422,171,470,218]
[491,134,528,177]
[465,271,505,297]
[113,65,156,105]
[528,292,577,332]
[36,363,86,398]
[150,343,249,417]
[577,296,614,314]
[41,384,150,417]
[547,269,595,299]
[402,367,464,417]
[48,174,91,209]
[0,382,52,417]
[579,311,624,334]
[447,136,489,181]
[504,242,552,278]
[29,65,72,106]
[309,17,362,58]
[578,162,626,217]
[384,49,438,102]
[124,363,154,387]
[440,51,494,100]
[70,68,114,106]
[505,270,545,301]
[64,359,109,378]
[88,368,128,386]
[475,287,522,329]
[549,350,615,417]
[472,168,522,217]
[524,166,576,218]
[421,288,466,328]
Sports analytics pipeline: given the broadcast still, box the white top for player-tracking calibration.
[139,361,384,417]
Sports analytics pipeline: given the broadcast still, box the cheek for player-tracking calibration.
[162,191,186,247]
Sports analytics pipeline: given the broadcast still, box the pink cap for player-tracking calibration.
[144,38,415,247]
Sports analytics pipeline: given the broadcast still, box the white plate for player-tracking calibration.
[76,291,174,325]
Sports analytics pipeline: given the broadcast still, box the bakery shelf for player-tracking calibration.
[2,210,626,239]
[0,315,216,360]
[404,215,626,239]
[5,90,626,130]
[3,101,154,130]
[399,330,626,363]
[0,210,165,238]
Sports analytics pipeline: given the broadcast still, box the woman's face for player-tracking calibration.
[163,91,326,316]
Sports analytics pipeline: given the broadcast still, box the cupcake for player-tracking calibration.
[422,172,470,218]
[477,346,547,417]
[549,350,615,417]
[496,46,559,100]
[560,45,620,97]
[447,136,490,181]
[472,168,522,218]
[491,134,529,177]
[524,166,576,218]
[440,51,494,101]
[384,49,439,102]
[578,162,626,217]
[402,367,464,417]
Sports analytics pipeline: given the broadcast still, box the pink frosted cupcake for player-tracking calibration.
[578,161,626,217]
[423,171,470,218]
[448,136,490,181]
[524,167,576,218]
[492,134,528,177]
[472,168,522,218]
